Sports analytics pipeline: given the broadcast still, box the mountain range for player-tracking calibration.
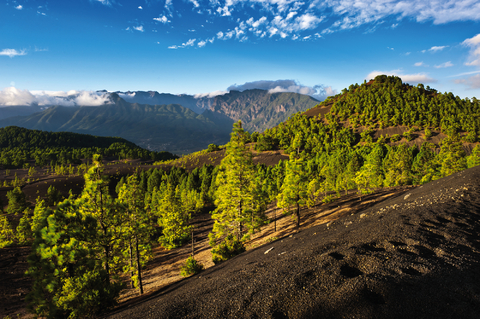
[0,89,319,154]
[115,89,319,132]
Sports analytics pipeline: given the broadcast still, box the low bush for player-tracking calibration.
[211,234,245,264]
[180,256,204,277]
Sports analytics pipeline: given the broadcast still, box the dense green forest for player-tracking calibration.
[0,126,177,168]
[2,75,480,318]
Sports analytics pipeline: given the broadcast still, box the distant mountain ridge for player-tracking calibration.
[116,91,210,114]
[0,89,320,153]
[116,89,320,132]
[0,94,233,154]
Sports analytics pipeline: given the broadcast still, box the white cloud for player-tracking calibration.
[169,38,197,49]
[133,26,144,32]
[154,16,170,24]
[189,0,200,8]
[366,71,436,84]
[15,5,23,10]
[428,45,448,52]
[167,0,480,48]
[463,34,480,46]
[316,0,480,33]
[0,87,113,107]
[454,74,480,89]
[197,37,215,48]
[295,13,323,31]
[0,87,35,106]
[184,38,196,46]
[0,49,27,58]
[194,90,228,98]
[227,79,336,101]
[414,61,424,67]
[463,33,480,66]
[138,6,143,10]
[95,0,116,6]
[434,61,453,68]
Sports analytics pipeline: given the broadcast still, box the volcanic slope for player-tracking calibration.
[107,165,480,319]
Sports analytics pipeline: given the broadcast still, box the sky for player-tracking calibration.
[1,0,480,106]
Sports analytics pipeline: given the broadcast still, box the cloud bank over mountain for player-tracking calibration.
[0,87,112,107]
[226,80,336,101]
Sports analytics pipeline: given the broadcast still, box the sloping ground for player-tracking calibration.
[107,166,480,319]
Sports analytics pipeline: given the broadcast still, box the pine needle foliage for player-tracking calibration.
[209,121,259,250]
[277,154,309,228]
[26,200,122,318]
[117,174,154,293]
[180,256,204,277]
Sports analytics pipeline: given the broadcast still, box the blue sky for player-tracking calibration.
[1,0,480,105]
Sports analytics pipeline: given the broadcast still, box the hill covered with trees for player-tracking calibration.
[0,126,177,168]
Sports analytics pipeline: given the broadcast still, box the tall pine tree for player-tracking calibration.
[209,121,260,252]
[277,154,308,228]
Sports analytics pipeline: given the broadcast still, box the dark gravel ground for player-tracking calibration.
[107,166,480,319]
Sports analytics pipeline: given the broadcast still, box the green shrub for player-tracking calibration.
[207,144,220,153]
[211,234,245,264]
[390,134,401,142]
[180,256,204,277]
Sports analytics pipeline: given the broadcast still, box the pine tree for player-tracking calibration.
[277,155,308,228]
[6,186,27,215]
[26,200,122,318]
[16,208,33,245]
[46,185,63,206]
[437,135,467,177]
[154,183,192,249]
[0,213,15,248]
[76,154,124,284]
[117,174,154,294]
[209,121,259,248]
[467,145,480,168]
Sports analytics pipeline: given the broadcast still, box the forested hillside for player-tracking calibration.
[0,126,177,168]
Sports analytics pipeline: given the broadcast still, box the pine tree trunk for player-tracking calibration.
[135,236,143,294]
[238,200,243,239]
[251,210,254,234]
[129,241,134,289]
[274,206,277,232]
[191,228,194,258]
[104,245,110,284]
[296,202,300,228]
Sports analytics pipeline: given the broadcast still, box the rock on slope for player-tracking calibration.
[107,166,480,319]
